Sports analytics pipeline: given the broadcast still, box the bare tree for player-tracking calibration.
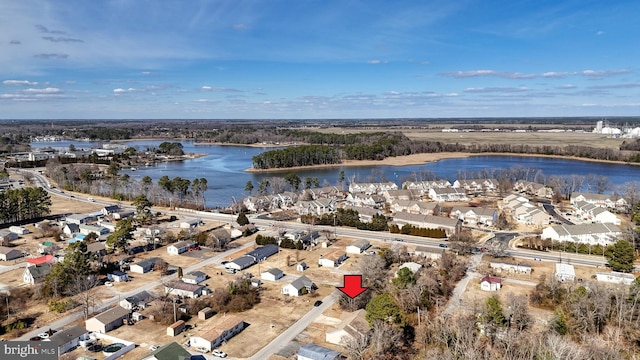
[369,320,402,358]
[155,259,169,277]
[343,333,370,360]
[69,274,101,320]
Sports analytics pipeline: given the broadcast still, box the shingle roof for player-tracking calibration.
[196,315,243,342]
[297,344,340,360]
[92,306,130,325]
[289,275,314,290]
[144,341,192,360]
[48,325,87,346]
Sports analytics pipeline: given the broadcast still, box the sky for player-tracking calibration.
[0,0,639,120]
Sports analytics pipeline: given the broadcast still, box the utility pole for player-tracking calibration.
[173,299,177,323]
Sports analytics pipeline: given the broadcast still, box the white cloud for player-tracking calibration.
[367,60,381,64]
[200,86,242,92]
[141,71,151,75]
[3,80,39,86]
[22,87,61,94]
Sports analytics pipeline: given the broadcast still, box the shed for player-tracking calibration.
[85,306,130,333]
[296,262,308,272]
[198,307,214,320]
[261,268,284,282]
[182,271,207,284]
[107,270,129,283]
[346,239,371,254]
[480,276,502,291]
[167,320,185,337]
[130,257,158,274]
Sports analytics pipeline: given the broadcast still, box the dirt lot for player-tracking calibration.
[479,255,601,282]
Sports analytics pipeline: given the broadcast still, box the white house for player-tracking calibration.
[65,214,95,225]
[541,223,621,246]
[450,206,498,226]
[346,239,371,254]
[119,291,152,310]
[85,306,130,333]
[164,281,207,298]
[281,275,315,297]
[395,262,422,277]
[167,240,194,255]
[182,271,207,284]
[428,187,468,202]
[107,271,129,283]
[318,250,347,267]
[480,276,502,291]
[8,226,29,235]
[48,325,88,355]
[489,262,532,275]
[595,272,636,285]
[392,213,462,237]
[348,182,398,195]
[189,315,245,352]
[130,257,157,274]
[570,192,628,210]
[261,268,284,282]
[180,218,200,229]
[0,229,19,244]
[23,263,52,284]
[325,309,370,346]
[555,263,576,282]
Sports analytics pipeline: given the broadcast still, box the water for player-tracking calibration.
[31,140,640,208]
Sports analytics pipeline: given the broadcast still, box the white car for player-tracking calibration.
[212,349,227,358]
[37,332,49,339]
[87,197,95,202]
[104,281,113,287]
[195,347,209,353]
[149,345,159,351]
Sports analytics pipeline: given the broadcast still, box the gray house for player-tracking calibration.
[130,257,158,274]
[0,246,22,261]
[48,325,88,354]
[119,291,152,310]
[297,344,341,360]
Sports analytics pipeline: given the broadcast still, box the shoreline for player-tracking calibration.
[245,151,640,173]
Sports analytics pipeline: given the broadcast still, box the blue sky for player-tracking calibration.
[1,0,639,119]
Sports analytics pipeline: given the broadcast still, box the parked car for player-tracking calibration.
[314,300,323,307]
[195,347,209,353]
[104,281,113,287]
[149,345,159,351]
[438,244,448,248]
[212,349,227,358]
[127,246,144,255]
[188,245,201,251]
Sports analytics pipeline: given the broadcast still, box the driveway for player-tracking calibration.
[543,204,573,225]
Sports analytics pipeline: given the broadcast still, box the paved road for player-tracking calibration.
[543,204,573,225]
[249,290,340,360]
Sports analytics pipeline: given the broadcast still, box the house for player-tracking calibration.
[102,205,121,216]
[391,200,440,216]
[107,270,129,283]
[281,275,315,296]
[65,214,96,225]
[325,309,370,346]
[180,218,200,229]
[296,262,308,271]
[346,239,371,254]
[27,254,55,267]
[573,201,621,225]
[225,244,279,272]
[48,325,88,355]
[302,186,344,200]
[318,250,347,267]
[349,181,398,195]
[23,263,52,284]
[166,320,186,337]
[38,241,59,255]
[342,205,382,223]
[9,225,29,235]
[182,271,207,284]
[198,307,214,320]
[142,341,193,360]
[514,181,554,198]
[570,192,628,210]
[489,262,532,275]
[392,213,462,237]
[119,290,152,310]
[85,305,130,333]
[595,272,636,285]
[79,224,109,236]
[410,246,443,260]
[396,262,422,277]
[541,223,621,246]
[0,246,22,261]
[297,344,341,360]
[0,229,19,244]
[517,207,551,226]
[450,206,498,226]
[345,192,386,208]
[167,240,194,255]
[165,281,207,298]
[453,178,498,193]
[428,187,468,202]
[86,242,107,257]
[555,263,576,282]
[261,268,284,281]
[402,180,452,195]
[591,207,621,225]
[383,189,416,202]
[481,276,502,291]
[130,257,158,274]
[296,199,337,216]
[62,223,80,236]
[112,210,135,220]
[189,315,246,352]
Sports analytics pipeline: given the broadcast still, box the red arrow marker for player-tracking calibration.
[337,275,367,299]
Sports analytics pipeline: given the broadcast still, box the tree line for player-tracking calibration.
[0,187,51,225]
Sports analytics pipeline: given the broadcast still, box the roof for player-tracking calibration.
[289,275,314,290]
[86,242,106,253]
[555,263,576,276]
[170,240,194,249]
[264,268,283,277]
[144,341,192,360]
[229,255,255,268]
[186,271,206,278]
[166,281,204,293]
[27,254,54,265]
[398,262,422,274]
[125,290,151,304]
[64,223,80,232]
[91,305,130,325]
[48,325,87,346]
[247,244,279,260]
[481,276,502,284]
[548,223,621,237]
[26,263,52,279]
[196,314,243,342]
[134,257,159,268]
[0,246,20,255]
[102,205,120,212]
[298,344,341,360]
[349,239,370,249]
[327,309,370,340]
[66,214,94,221]
[451,206,497,217]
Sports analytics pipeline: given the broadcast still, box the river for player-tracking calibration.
[31,140,640,208]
